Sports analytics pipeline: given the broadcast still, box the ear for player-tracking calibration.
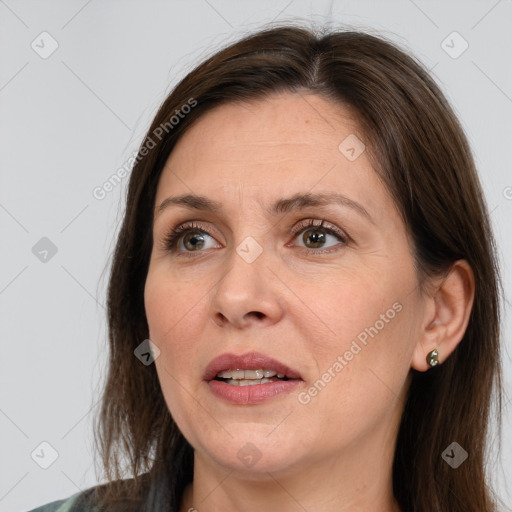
[411,259,475,372]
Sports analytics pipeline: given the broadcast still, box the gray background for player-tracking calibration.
[1,1,511,511]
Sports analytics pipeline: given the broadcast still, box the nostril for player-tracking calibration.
[248,311,265,319]
[213,313,227,324]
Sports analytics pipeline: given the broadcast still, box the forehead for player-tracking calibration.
[156,93,392,218]
[174,93,361,161]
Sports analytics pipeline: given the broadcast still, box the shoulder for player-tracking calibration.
[26,471,163,512]
[25,490,83,512]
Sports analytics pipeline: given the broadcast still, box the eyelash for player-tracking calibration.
[161,218,349,257]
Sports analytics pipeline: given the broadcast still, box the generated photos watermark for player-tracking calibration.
[298,301,403,405]
[92,98,197,200]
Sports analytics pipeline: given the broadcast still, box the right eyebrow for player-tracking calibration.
[156,194,222,217]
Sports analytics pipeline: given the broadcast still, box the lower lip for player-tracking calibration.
[207,379,302,405]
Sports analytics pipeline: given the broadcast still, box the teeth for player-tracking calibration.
[225,378,275,386]
[217,368,279,379]
[244,369,264,379]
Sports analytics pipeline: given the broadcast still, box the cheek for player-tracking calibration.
[145,270,208,433]
[298,269,403,355]
[297,271,414,407]
[144,268,213,397]
[298,304,412,447]
[145,267,203,340]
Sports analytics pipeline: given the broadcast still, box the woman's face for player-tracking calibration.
[144,93,428,476]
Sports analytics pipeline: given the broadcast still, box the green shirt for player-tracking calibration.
[26,491,83,512]
[25,470,181,511]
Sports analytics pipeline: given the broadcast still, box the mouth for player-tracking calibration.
[214,368,291,386]
[204,352,303,385]
[204,352,303,405]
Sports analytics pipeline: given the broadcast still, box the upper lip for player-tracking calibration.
[203,352,302,381]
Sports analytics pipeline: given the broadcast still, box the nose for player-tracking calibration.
[210,244,284,329]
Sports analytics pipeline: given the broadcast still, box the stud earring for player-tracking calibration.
[426,348,439,367]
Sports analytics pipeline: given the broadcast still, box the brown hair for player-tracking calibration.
[80,25,504,512]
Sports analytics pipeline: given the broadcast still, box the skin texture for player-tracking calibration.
[144,93,475,512]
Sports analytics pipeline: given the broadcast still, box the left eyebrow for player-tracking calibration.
[156,191,374,225]
[265,192,374,224]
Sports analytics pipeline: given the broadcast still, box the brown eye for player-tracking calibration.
[182,231,206,251]
[302,229,327,249]
[163,222,219,253]
[292,219,347,253]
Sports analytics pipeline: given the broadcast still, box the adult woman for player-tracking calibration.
[30,24,504,512]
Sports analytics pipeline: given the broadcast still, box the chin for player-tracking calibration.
[198,432,306,476]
